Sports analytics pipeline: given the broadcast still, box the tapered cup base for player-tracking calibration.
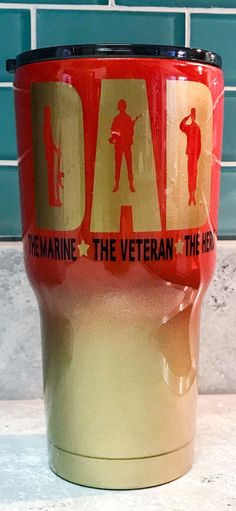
[48,440,194,490]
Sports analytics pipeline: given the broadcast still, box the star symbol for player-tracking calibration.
[175,239,184,255]
[78,240,90,257]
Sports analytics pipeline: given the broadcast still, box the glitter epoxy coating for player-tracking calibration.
[13,56,224,489]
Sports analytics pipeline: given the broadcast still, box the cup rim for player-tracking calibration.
[6,43,222,73]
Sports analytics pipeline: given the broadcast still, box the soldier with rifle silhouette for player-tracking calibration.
[109,99,142,193]
[43,105,64,207]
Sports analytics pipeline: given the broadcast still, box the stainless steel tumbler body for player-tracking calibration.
[8,44,224,489]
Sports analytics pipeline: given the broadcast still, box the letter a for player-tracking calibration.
[91,79,161,233]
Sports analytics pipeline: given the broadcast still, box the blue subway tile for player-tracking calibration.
[37,10,185,47]
[223,92,236,162]
[191,14,236,87]
[219,170,236,238]
[0,10,30,82]
[0,88,17,160]
[0,167,21,237]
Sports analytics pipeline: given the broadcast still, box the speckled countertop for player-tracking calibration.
[0,395,235,511]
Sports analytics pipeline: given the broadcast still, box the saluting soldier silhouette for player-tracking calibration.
[179,107,201,206]
[109,99,141,193]
[43,105,64,207]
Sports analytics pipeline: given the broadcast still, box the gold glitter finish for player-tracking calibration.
[41,280,199,489]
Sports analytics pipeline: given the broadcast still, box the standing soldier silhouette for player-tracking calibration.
[179,107,201,206]
[43,105,64,207]
[109,99,141,193]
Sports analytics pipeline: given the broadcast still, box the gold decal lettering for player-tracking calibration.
[166,80,213,230]
[31,82,85,231]
[91,79,161,232]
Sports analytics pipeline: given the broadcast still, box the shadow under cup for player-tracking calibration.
[8,44,224,489]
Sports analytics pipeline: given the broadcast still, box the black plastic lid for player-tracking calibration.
[6,44,222,73]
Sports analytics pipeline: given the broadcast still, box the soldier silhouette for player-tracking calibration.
[109,99,141,193]
[43,105,64,207]
[179,107,201,206]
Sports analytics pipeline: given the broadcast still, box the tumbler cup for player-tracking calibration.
[7,44,224,489]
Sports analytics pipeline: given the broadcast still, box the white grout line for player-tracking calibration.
[27,4,187,11]
[221,162,236,167]
[30,5,37,50]
[108,0,116,8]
[189,7,236,14]
[0,160,18,166]
[185,9,191,47]
[0,82,13,87]
[0,3,235,12]
[0,3,186,11]
[0,160,235,167]
[0,85,234,91]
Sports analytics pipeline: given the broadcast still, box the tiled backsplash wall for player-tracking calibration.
[1,2,236,398]
[0,1,236,239]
